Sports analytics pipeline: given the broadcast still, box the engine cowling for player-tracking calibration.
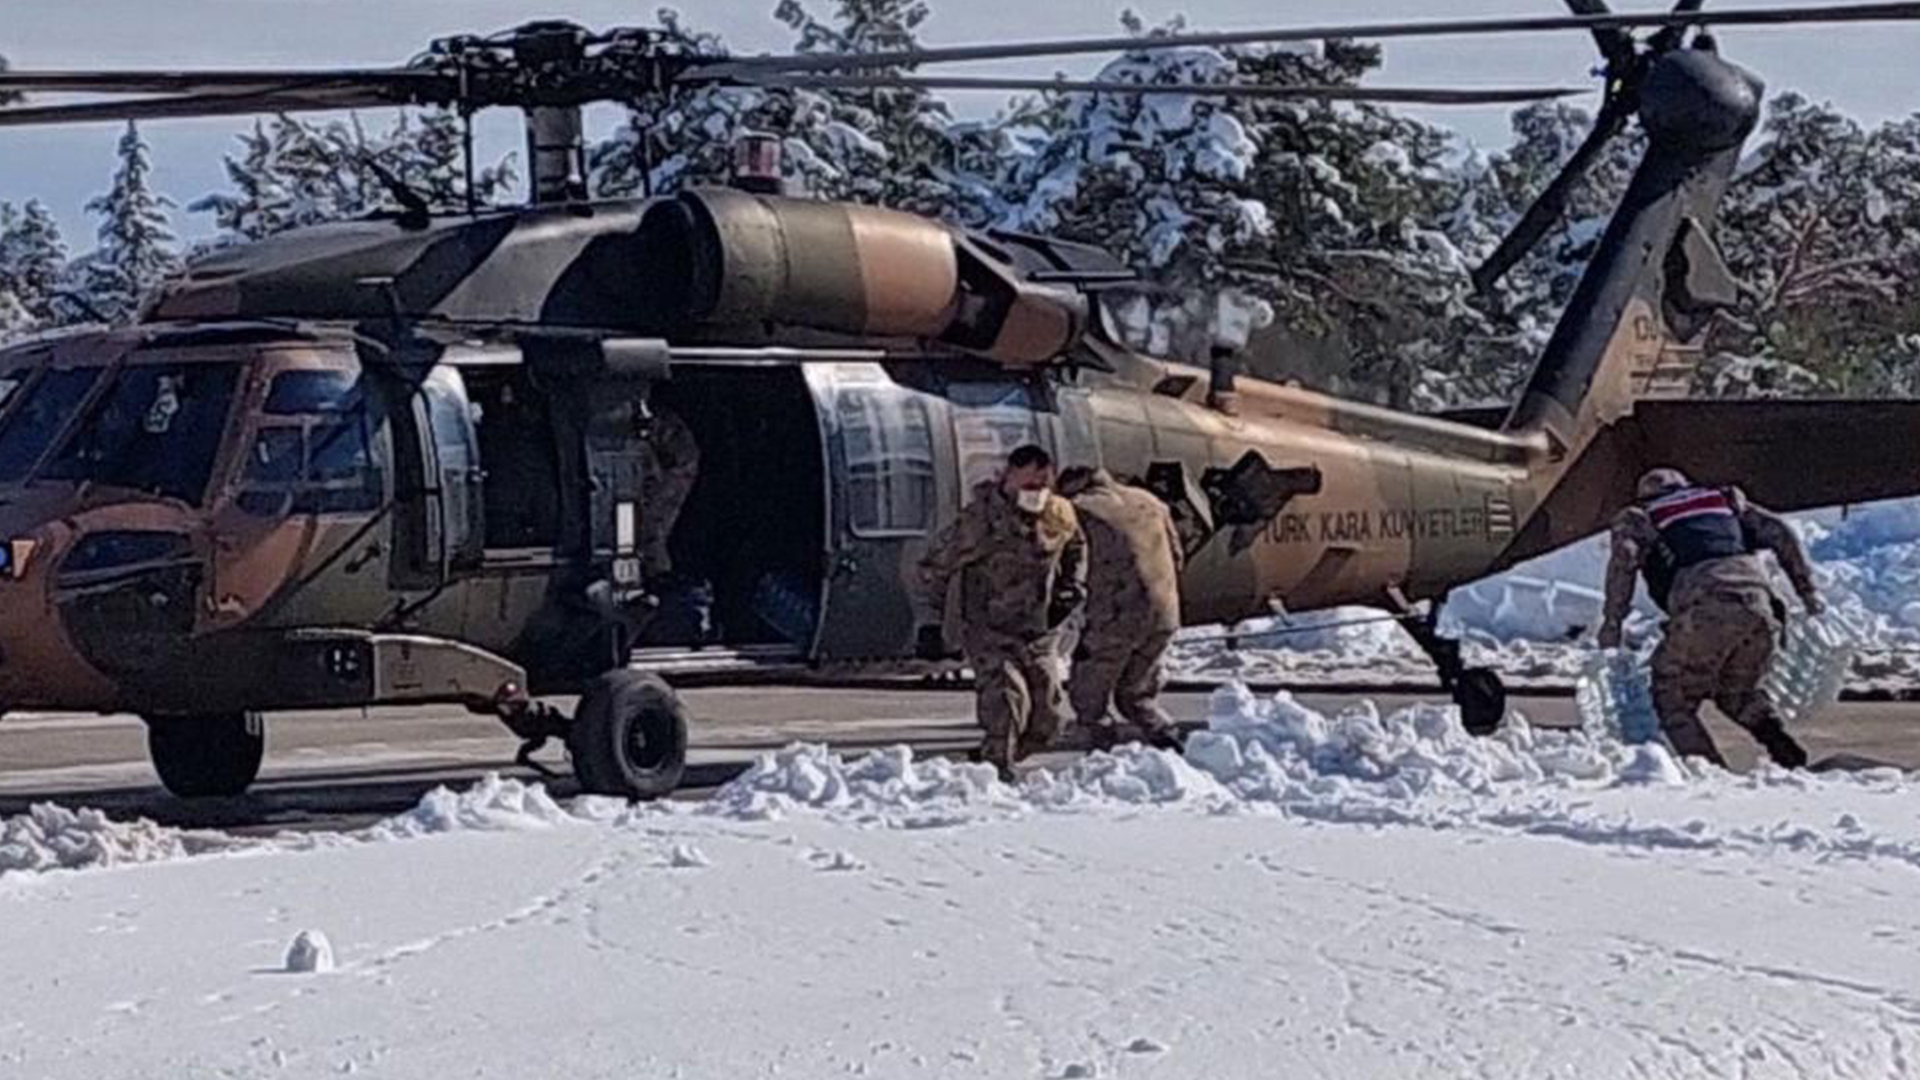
[638,189,1086,365]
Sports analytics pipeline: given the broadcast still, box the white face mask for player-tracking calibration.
[1015,488,1050,514]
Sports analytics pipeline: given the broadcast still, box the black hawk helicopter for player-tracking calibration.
[2,2,1919,799]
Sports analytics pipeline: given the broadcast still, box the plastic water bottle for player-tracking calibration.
[1758,608,1865,726]
[1575,648,1662,744]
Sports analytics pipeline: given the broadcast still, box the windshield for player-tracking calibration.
[0,366,107,485]
[236,369,384,517]
[39,363,242,505]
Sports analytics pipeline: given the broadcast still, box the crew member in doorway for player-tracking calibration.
[1598,468,1824,768]
[638,400,700,583]
[1057,466,1185,751]
[919,445,1087,781]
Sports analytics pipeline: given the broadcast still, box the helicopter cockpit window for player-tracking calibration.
[0,366,105,484]
[40,364,240,504]
[836,389,935,536]
[236,370,383,517]
[264,370,360,415]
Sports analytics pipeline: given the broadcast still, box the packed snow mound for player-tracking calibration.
[283,930,335,975]
[703,742,1019,825]
[367,773,579,839]
[1026,744,1231,808]
[0,803,242,877]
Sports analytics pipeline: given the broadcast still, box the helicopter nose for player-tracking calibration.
[0,506,117,713]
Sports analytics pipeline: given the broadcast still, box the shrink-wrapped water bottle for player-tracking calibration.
[1574,648,1661,744]
[1758,607,1865,726]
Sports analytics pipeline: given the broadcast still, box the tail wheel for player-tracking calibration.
[1454,667,1507,737]
[568,670,689,800]
[145,712,265,798]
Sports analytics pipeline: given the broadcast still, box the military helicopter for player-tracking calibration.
[3,2,1920,801]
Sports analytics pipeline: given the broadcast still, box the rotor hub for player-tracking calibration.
[1637,45,1764,151]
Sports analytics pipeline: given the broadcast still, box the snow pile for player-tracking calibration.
[1189,683,1636,796]
[366,773,579,839]
[702,742,1019,826]
[0,802,243,876]
[1025,743,1231,809]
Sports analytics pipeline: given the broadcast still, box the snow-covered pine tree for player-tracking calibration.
[1436,102,1642,408]
[1710,94,1920,397]
[772,0,973,217]
[0,199,70,331]
[591,3,975,217]
[192,111,515,241]
[991,20,1477,406]
[593,9,877,201]
[77,122,179,324]
[987,16,1279,363]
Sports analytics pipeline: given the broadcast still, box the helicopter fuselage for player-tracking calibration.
[0,316,1551,719]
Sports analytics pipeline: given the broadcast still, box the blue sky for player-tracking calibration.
[3,0,1918,249]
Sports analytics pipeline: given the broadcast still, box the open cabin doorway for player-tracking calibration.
[645,366,826,652]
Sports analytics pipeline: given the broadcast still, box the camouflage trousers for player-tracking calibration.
[639,465,697,579]
[1070,624,1176,739]
[966,632,1072,774]
[1652,587,1803,767]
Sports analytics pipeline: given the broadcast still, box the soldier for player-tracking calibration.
[919,445,1087,780]
[638,400,700,582]
[1598,467,1824,769]
[1056,466,1185,751]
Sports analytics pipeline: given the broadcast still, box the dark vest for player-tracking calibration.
[1641,486,1750,611]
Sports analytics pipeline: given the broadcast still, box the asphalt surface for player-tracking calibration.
[3,687,1917,833]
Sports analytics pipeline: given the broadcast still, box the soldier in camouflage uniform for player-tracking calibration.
[1599,467,1824,768]
[1057,466,1185,750]
[638,403,700,581]
[919,445,1087,780]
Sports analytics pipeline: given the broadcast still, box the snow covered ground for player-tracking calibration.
[5,687,1920,1079]
[1170,497,1920,693]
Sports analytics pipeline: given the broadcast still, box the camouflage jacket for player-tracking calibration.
[1069,470,1184,634]
[919,481,1086,644]
[1601,486,1819,640]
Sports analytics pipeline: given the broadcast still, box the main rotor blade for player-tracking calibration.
[0,87,413,127]
[1471,104,1633,295]
[712,3,1920,74]
[756,73,1588,105]
[1651,0,1714,52]
[1562,0,1638,74]
[0,69,441,96]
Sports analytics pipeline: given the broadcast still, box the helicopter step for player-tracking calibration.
[1387,588,1508,738]
[628,644,808,679]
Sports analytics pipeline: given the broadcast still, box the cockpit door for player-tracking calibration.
[392,366,483,590]
[806,364,939,660]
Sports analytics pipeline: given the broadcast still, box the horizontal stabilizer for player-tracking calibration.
[1630,399,1920,514]
[1498,397,1920,570]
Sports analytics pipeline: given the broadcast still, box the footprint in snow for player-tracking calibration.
[1125,1038,1167,1054]
[666,844,711,869]
[810,849,867,872]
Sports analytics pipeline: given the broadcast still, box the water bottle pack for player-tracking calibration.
[1574,648,1662,744]
[1757,607,1867,727]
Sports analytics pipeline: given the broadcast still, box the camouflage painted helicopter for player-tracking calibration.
[3,2,1920,800]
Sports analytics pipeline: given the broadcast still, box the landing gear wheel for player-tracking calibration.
[144,712,265,798]
[568,671,688,800]
[1453,667,1507,737]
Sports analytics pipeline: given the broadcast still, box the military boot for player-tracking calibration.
[1663,720,1729,768]
[1750,718,1810,769]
